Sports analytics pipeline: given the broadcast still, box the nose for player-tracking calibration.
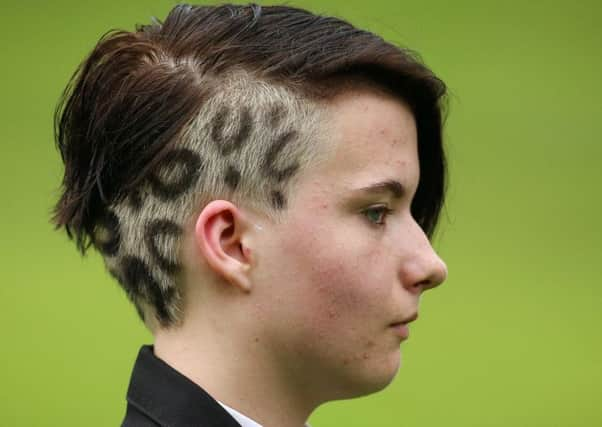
[400,223,448,295]
[414,252,447,293]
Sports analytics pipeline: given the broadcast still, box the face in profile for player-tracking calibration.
[249,88,448,400]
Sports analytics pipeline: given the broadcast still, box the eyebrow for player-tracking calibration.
[353,179,404,199]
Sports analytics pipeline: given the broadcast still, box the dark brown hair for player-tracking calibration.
[53,3,447,327]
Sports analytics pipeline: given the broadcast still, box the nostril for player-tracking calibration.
[419,264,447,292]
[400,247,447,294]
[417,279,434,293]
[422,255,447,292]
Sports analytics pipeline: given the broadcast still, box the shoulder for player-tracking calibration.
[120,345,241,427]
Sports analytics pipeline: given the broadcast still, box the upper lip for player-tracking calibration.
[391,312,419,325]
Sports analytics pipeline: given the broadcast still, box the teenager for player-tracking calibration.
[53,4,448,426]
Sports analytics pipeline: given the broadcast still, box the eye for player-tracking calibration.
[362,205,393,226]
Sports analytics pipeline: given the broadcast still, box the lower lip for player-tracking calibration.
[391,323,410,339]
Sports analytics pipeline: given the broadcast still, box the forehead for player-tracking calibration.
[309,89,419,194]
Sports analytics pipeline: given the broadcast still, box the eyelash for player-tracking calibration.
[362,205,394,227]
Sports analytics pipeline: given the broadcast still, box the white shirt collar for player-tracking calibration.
[217,401,263,427]
[217,400,311,427]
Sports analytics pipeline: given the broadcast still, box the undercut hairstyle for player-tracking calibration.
[53,3,447,330]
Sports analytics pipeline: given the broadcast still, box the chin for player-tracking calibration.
[336,351,402,399]
[368,362,401,393]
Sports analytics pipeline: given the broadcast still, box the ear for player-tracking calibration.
[194,200,254,292]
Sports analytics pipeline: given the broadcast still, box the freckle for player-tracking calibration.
[342,358,350,366]
[362,353,370,360]
[254,337,260,343]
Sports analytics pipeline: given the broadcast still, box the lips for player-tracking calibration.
[389,312,418,340]
[391,311,418,326]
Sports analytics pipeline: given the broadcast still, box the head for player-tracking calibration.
[54,3,447,400]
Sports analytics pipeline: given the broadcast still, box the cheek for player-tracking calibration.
[280,215,393,330]
[260,212,403,392]
[317,249,391,324]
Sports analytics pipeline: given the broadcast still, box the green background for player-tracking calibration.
[1,0,600,426]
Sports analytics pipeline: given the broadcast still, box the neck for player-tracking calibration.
[153,314,317,427]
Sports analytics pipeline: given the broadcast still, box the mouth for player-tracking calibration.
[389,312,418,340]
[391,312,418,326]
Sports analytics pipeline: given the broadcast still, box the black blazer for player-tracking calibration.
[121,345,242,427]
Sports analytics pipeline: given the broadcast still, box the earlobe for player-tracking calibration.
[194,200,254,292]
